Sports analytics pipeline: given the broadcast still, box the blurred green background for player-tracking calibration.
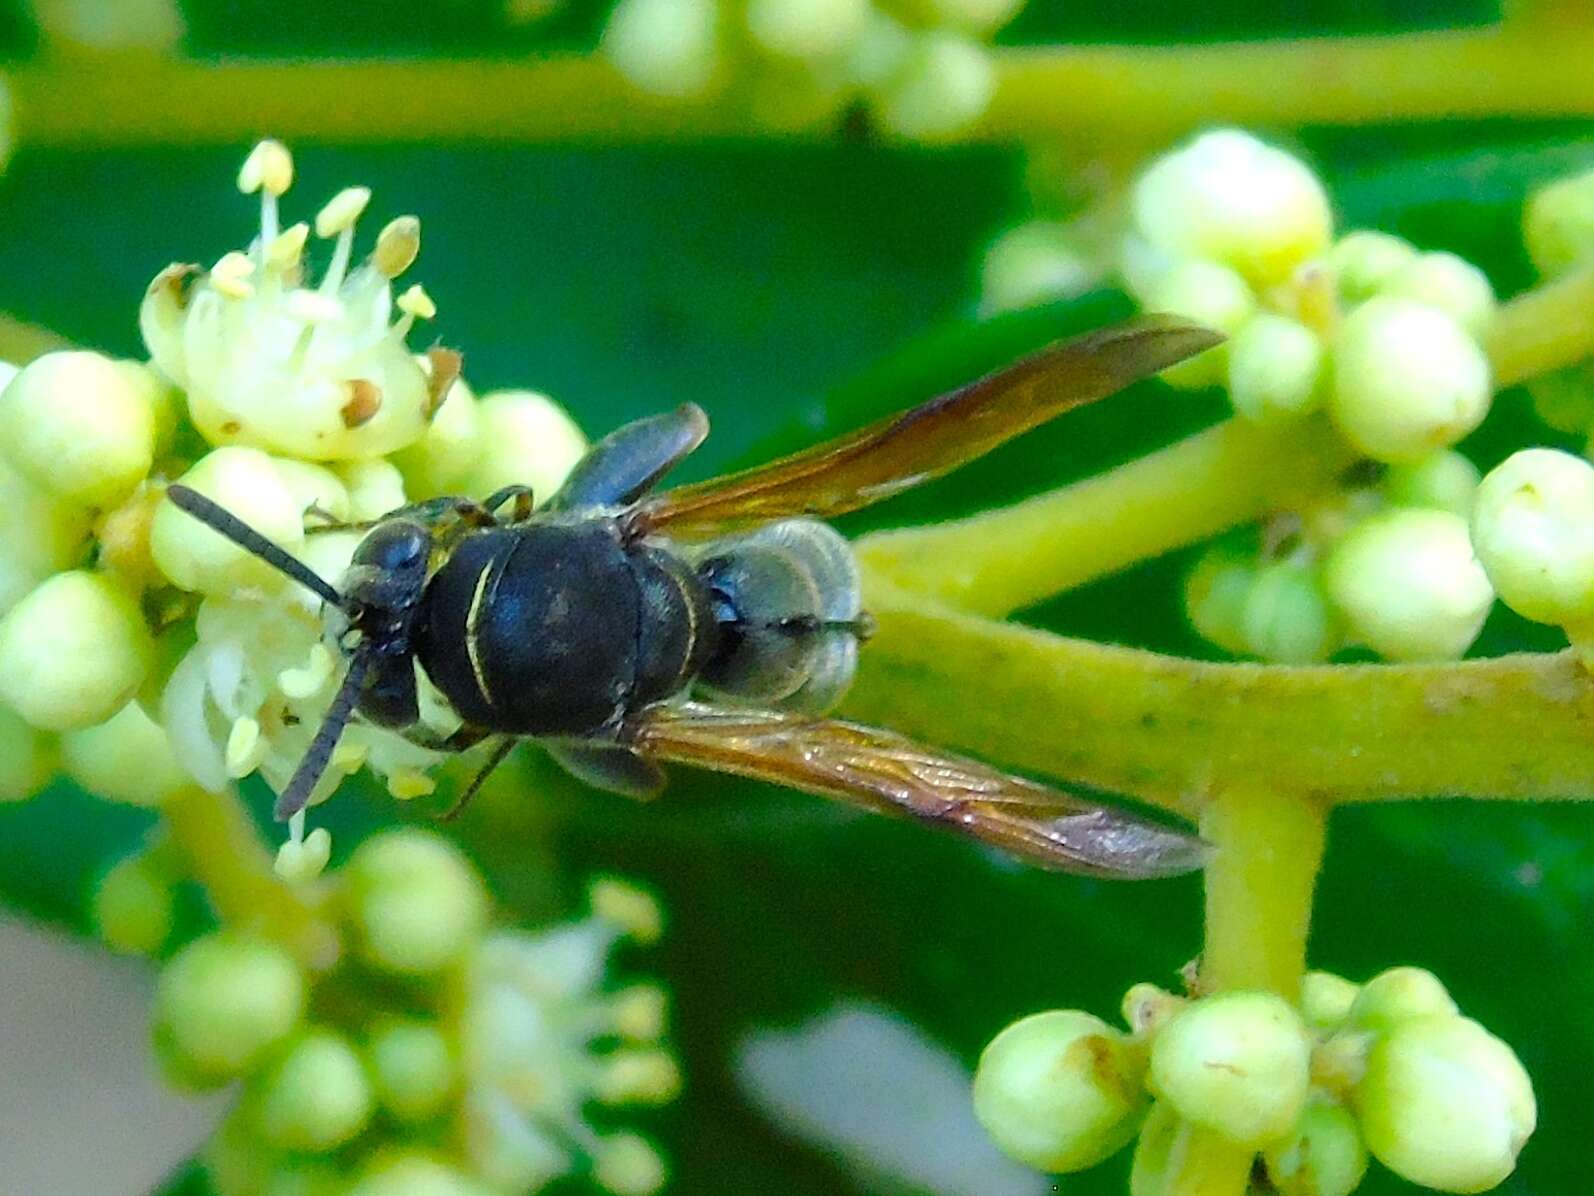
[0,1,1591,1192]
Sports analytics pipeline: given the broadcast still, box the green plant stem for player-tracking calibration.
[984,27,1594,140]
[11,27,1594,146]
[162,785,339,969]
[1198,786,1324,999]
[855,417,1351,618]
[839,590,1594,814]
[1162,1124,1254,1196]
[1485,260,1594,388]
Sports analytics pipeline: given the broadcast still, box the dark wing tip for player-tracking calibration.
[1051,808,1212,879]
[1108,313,1227,370]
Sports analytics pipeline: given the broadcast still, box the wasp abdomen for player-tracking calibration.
[692,519,863,715]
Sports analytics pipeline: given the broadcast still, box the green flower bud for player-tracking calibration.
[369,1017,457,1123]
[1128,1101,1178,1196]
[1380,251,1497,338]
[151,448,304,596]
[980,221,1099,317]
[973,1009,1147,1173]
[1138,259,1256,389]
[1354,1015,1535,1192]
[1329,297,1492,463]
[1523,166,1594,277]
[271,457,351,525]
[1131,130,1333,289]
[1262,1097,1368,1196]
[603,0,721,99]
[1301,970,1361,1032]
[154,931,305,1086]
[0,570,153,730]
[350,1151,494,1196]
[1227,313,1324,424]
[1383,449,1481,517]
[465,391,588,508]
[1121,982,1185,1036]
[592,1132,668,1196]
[392,372,482,500]
[872,32,995,142]
[917,0,1023,34]
[117,359,181,455]
[345,829,488,976]
[92,853,175,955]
[1185,547,1261,655]
[62,699,189,806]
[1324,509,1493,662]
[1526,364,1594,436]
[260,1160,345,1196]
[0,703,57,801]
[0,350,156,507]
[0,457,92,615]
[334,456,407,521]
[254,1027,375,1153]
[1330,230,1418,304]
[1242,560,1339,664]
[1471,447,1594,625]
[745,0,869,60]
[1346,966,1457,1032]
[1148,991,1311,1148]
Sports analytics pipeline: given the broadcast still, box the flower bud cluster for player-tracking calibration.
[976,965,1533,1194]
[0,142,589,864]
[1125,129,1498,463]
[1183,449,1493,663]
[601,0,1017,140]
[149,829,678,1196]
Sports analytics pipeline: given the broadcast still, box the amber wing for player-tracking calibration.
[626,701,1206,878]
[628,315,1222,537]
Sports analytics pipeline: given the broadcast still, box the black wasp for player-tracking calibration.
[168,316,1219,879]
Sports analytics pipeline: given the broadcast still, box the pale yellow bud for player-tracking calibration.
[0,570,153,731]
[61,699,187,806]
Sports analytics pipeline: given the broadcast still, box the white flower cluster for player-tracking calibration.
[974,965,1534,1195]
[1127,129,1496,456]
[0,141,590,874]
[1184,450,1493,664]
[1093,129,1503,664]
[601,0,1017,139]
[149,830,677,1196]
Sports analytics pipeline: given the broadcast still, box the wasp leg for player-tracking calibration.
[439,737,517,821]
[545,741,666,800]
[548,404,709,511]
[483,485,535,524]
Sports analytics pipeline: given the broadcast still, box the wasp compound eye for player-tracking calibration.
[355,521,428,571]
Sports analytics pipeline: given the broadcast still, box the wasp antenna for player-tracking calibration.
[166,484,346,609]
[274,652,370,820]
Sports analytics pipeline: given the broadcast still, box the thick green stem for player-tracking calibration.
[983,27,1594,140]
[162,785,339,969]
[1485,260,1594,388]
[11,28,1594,145]
[1160,790,1325,1194]
[855,417,1352,618]
[1198,787,1324,999]
[840,590,1594,815]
